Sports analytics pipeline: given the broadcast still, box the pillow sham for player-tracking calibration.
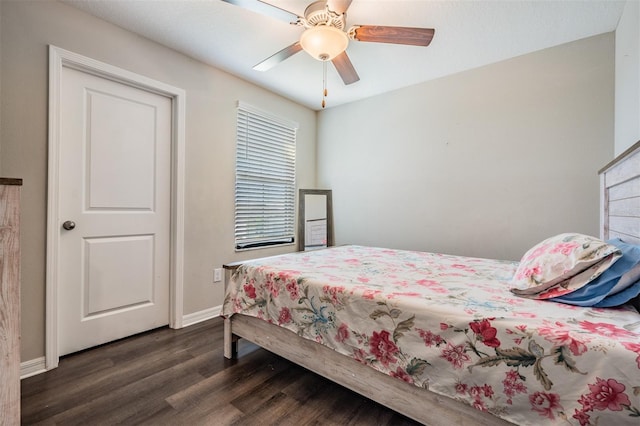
[549,238,640,306]
[510,233,622,299]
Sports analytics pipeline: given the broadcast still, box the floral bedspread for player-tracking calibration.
[222,246,640,425]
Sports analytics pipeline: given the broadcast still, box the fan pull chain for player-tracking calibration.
[322,58,327,109]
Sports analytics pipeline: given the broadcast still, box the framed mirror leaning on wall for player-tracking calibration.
[298,189,334,252]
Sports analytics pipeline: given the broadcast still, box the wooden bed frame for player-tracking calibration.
[223,140,640,426]
[600,140,640,245]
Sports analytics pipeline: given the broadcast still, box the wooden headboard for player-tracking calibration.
[600,140,640,245]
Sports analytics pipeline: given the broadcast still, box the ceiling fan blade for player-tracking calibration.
[253,42,303,71]
[331,51,360,85]
[351,26,435,47]
[326,0,352,14]
[221,0,301,24]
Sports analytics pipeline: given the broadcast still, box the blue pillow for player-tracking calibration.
[550,238,640,307]
[593,279,640,307]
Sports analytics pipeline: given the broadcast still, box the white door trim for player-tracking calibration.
[46,45,186,370]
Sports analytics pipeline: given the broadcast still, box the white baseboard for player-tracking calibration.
[21,357,47,379]
[182,305,222,327]
[20,307,221,379]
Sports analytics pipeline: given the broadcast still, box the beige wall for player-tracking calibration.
[0,0,317,361]
[615,0,640,155]
[317,33,615,262]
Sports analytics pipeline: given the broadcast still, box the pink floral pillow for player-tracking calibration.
[510,233,622,299]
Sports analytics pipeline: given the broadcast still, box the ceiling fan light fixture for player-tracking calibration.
[299,25,349,61]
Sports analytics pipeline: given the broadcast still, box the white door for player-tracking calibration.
[57,66,171,356]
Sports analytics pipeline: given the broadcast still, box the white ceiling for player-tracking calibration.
[62,0,626,110]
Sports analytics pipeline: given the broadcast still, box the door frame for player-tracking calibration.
[46,46,186,370]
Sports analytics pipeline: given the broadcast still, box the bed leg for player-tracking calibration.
[223,317,238,359]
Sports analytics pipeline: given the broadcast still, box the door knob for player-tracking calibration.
[62,220,76,230]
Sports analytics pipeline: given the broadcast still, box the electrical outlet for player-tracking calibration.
[213,268,222,283]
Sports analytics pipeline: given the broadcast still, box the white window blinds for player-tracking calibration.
[234,102,297,250]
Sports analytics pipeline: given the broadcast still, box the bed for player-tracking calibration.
[222,141,640,426]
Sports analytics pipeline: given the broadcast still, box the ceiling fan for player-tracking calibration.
[222,0,435,88]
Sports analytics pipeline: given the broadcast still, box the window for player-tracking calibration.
[234,102,297,250]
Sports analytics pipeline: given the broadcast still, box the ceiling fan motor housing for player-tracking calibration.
[303,1,346,30]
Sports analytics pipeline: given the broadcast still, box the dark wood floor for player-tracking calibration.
[21,317,420,425]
